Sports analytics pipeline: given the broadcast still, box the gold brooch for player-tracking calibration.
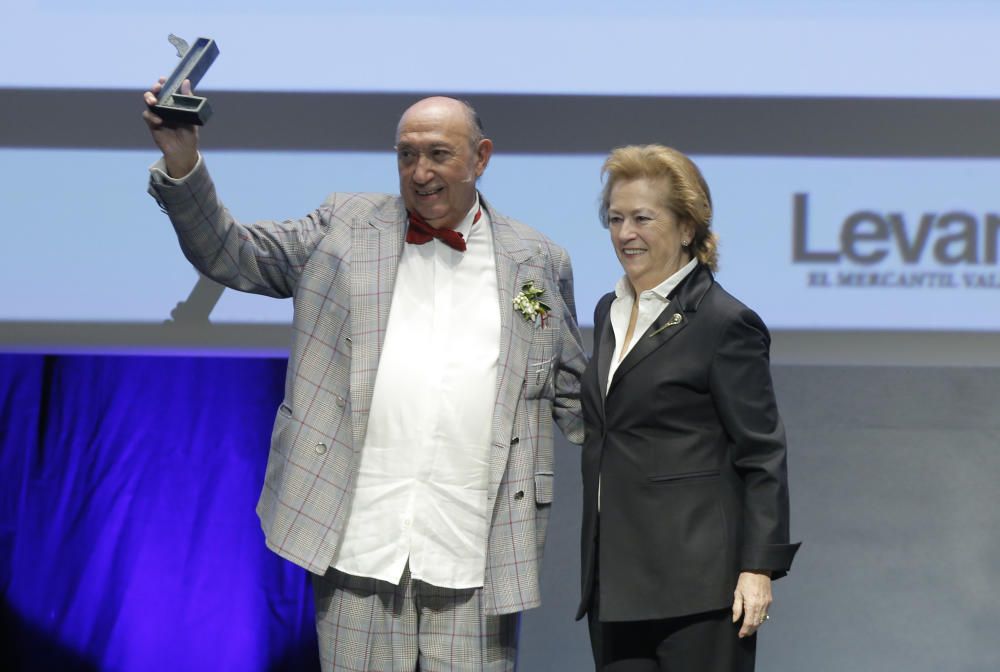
[648,313,683,337]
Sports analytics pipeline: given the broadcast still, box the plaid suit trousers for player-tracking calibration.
[313,564,518,671]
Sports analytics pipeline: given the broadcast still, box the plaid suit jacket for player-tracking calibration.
[149,158,585,615]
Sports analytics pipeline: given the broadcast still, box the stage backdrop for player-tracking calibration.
[2,1,1000,670]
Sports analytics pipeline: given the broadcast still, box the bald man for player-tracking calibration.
[144,86,585,671]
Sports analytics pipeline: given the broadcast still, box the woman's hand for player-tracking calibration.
[731,570,772,638]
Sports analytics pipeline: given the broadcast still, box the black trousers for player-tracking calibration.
[587,550,755,672]
[588,607,756,672]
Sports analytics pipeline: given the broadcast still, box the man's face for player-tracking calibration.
[396,99,492,230]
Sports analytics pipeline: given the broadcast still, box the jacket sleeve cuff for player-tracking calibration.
[741,542,802,579]
[146,154,210,212]
[148,152,203,185]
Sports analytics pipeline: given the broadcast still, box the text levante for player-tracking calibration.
[792,193,1000,265]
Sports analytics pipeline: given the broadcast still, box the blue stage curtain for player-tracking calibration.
[0,353,318,671]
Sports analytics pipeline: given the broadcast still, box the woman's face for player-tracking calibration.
[607,177,694,293]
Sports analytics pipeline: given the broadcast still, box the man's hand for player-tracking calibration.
[142,77,199,179]
[731,570,772,638]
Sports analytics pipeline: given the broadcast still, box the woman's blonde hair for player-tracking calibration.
[599,144,718,271]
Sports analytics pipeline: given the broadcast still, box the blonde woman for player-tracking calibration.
[577,145,800,672]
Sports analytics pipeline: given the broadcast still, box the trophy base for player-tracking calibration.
[152,94,214,126]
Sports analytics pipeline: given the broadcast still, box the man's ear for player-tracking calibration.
[475,138,494,177]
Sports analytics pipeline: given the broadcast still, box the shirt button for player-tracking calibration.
[315,442,328,455]
[402,517,412,528]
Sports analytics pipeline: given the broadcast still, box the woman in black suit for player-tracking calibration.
[577,145,800,672]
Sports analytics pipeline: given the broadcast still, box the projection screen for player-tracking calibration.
[2,1,999,364]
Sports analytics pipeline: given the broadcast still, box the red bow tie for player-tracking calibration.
[405,208,481,252]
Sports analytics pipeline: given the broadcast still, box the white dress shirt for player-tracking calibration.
[334,198,500,589]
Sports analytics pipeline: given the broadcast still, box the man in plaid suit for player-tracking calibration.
[143,85,585,670]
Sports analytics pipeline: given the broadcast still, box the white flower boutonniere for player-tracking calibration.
[513,280,552,327]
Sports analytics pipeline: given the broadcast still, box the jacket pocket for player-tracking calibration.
[534,472,554,504]
[524,357,555,400]
[269,405,294,458]
[647,469,720,484]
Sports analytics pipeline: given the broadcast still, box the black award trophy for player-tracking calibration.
[151,34,220,125]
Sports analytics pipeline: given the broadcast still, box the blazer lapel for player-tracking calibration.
[349,197,405,448]
[596,295,615,403]
[607,264,714,396]
[485,199,540,500]
[607,308,688,394]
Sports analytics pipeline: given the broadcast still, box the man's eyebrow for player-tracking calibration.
[398,139,454,148]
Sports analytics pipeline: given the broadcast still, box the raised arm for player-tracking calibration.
[142,78,329,298]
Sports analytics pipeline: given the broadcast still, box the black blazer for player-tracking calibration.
[577,263,800,622]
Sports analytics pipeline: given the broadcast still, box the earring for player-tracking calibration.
[681,240,689,247]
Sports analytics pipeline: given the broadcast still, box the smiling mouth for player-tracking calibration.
[621,248,647,257]
[416,186,444,197]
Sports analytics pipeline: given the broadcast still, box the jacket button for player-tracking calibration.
[510,437,519,446]
[514,491,524,500]
[315,442,328,455]
[335,395,346,407]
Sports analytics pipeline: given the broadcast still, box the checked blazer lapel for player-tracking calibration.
[485,199,541,504]
[349,197,406,448]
